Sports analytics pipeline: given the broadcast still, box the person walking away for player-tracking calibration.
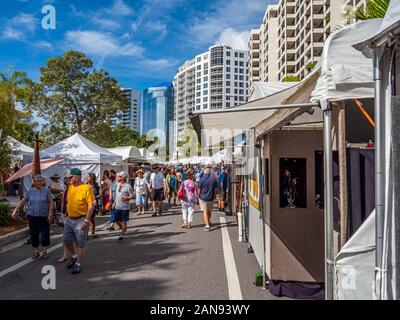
[107,177,118,230]
[134,170,146,215]
[113,172,134,241]
[49,173,65,216]
[63,168,95,274]
[58,174,75,263]
[101,170,112,214]
[218,167,229,213]
[164,168,171,202]
[87,173,100,238]
[166,169,178,206]
[150,165,165,216]
[178,170,198,229]
[143,167,151,210]
[12,175,54,259]
[198,166,217,231]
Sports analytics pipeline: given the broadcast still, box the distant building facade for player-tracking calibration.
[141,82,174,154]
[111,88,141,132]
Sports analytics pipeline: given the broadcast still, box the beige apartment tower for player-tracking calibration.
[249,0,363,94]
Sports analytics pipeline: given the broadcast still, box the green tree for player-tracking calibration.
[282,75,301,82]
[0,70,32,170]
[28,51,129,143]
[92,124,152,149]
[352,0,389,20]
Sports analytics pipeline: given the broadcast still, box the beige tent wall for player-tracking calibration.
[269,129,324,282]
[262,134,272,276]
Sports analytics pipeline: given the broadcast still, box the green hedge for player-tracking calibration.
[0,202,11,227]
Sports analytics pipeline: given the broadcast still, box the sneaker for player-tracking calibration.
[204,224,210,231]
[66,257,77,269]
[71,263,81,274]
[118,235,123,241]
[152,212,157,217]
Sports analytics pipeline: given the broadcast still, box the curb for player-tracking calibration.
[0,227,30,248]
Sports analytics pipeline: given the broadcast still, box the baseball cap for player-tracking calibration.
[70,168,82,176]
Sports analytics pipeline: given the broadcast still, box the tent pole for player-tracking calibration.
[337,101,349,249]
[373,47,384,300]
[323,102,334,300]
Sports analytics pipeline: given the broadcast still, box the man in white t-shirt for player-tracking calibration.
[150,166,166,217]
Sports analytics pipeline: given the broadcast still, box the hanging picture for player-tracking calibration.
[279,158,307,209]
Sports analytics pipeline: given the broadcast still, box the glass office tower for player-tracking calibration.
[141,82,174,152]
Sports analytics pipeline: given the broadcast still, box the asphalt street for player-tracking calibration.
[0,203,282,300]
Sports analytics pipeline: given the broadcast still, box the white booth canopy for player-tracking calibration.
[311,19,382,104]
[249,82,298,102]
[7,137,34,161]
[190,69,320,147]
[106,146,145,162]
[41,133,122,164]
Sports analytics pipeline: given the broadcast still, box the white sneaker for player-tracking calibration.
[204,224,210,231]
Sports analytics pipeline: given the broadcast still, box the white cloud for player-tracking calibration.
[187,0,268,49]
[143,21,168,38]
[0,27,25,40]
[65,31,144,57]
[104,0,133,17]
[10,13,37,33]
[215,28,250,51]
[35,40,54,50]
[91,16,121,30]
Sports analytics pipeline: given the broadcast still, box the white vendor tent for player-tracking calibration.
[353,0,400,300]
[106,146,145,162]
[249,82,298,102]
[7,137,34,162]
[335,210,375,300]
[23,133,122,192]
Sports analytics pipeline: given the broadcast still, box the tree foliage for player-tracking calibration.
[353,0,389,20]
[28,51,129,143]
[0,70,34,170]
[282,75,301,82]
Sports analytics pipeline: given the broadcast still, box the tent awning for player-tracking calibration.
[106,146,145,162]
[311,19,383,103]
[190,69,320,146]
[7,137,34,161]
[5,158,64,183]
[41,133,122,164]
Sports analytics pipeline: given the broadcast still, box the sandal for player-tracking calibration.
[187,224,192,229]
[181,224,187,228]
[41,252,49,259]
[32,252,40,259]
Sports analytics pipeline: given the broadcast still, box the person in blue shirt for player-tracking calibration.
[198,166,218,231]
[12,175,54,259]
[218,167,229,212]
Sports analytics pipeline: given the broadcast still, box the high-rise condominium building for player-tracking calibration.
[249,0,357,94]
[172,45,249,156]
[111,88,141,133]
[141,82,174,153]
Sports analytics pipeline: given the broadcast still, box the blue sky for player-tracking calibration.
[0,0,272,92]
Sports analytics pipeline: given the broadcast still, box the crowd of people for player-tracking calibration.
[10,162,231,275]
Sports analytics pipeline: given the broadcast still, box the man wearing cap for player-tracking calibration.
[63,168,95,274]
[150,165,165,216]
[113,171,134,241]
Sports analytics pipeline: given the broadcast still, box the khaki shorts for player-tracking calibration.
[199,199,214,212]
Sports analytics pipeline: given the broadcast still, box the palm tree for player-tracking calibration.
[352,0,390,20]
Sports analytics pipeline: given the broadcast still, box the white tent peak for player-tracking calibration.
[41,133,122,164]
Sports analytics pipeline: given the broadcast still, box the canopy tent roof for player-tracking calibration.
[190,69,320,146]
[354,0,400,53]
[41,133,122,164]
[5,158,64,183]
[311,19,382,104]
[7,137,34,160]
[106,146,145,162]
[249,82,298,102]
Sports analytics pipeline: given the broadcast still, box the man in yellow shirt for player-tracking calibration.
[63,168,94,274]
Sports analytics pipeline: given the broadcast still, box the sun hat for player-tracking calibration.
[117,171,129,179]
[136,169,144,175]
[70,168,82,176]
[50,173,61,180]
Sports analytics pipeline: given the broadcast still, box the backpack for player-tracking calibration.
[169,175,177,189]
